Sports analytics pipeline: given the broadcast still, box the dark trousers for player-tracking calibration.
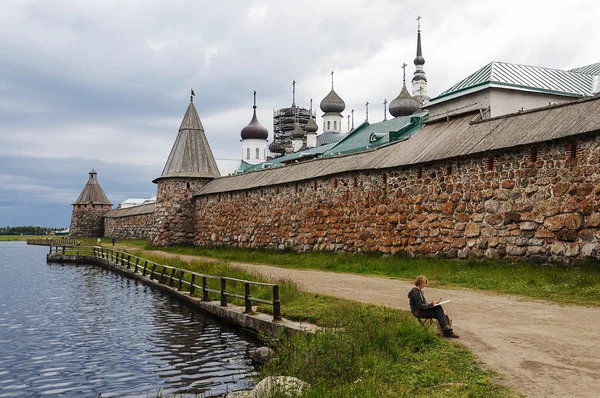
[417,306,449,329]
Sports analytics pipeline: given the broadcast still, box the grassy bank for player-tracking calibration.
[0,235,36,241]
[117,248,510,397]
[103,241,600,306]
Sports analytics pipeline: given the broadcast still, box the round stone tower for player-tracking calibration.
[69,169,113,238]
[152,94,220,246]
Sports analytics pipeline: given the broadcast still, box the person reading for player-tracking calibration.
[408,275,458,338]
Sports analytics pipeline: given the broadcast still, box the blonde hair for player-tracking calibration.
[414,275,428,287]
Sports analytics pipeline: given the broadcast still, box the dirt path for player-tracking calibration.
[136,249,599,397]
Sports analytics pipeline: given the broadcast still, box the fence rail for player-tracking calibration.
[48,245,281,321]
[29,238,81,246]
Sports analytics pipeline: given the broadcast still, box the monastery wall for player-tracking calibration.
[104,213,154,239]
[193,132,600,263]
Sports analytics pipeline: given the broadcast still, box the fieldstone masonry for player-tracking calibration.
[193,133,600,263]
[69,204,112,238]
[105,213,154,239]
[152,178,212,246]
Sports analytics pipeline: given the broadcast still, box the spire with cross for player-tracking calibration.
[383,99,388,121]
[331,71,334,90]
[365,102,369,122]
[292,80,296,107]
[253,90,257,109]
[417,15,421,31]
[190,88,195,102]
[351,109,354,130]
[402,63,407,83]
[347,114,350,132]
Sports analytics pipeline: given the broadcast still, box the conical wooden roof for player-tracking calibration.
[154,101,220,182]
[73,170,112,205]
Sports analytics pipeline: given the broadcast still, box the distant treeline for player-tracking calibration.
[0,226,64,235]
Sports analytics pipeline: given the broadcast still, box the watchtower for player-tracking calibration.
[152,94,220,246]
[69,170,112,238]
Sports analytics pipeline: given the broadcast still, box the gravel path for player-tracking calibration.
[140,249,600,397]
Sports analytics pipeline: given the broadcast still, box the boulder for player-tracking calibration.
[250,376,309,398]
[251,346,276,365]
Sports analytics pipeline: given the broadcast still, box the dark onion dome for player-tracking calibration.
[241,106,268,140]
[389,83,420,117]
[292,122,305,139]
[269,140,284,154]
[320,89,346,113]
[304,117,318,133]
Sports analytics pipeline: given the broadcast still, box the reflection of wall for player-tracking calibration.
[193,133,600,263]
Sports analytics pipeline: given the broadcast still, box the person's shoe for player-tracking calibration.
[443,329,459,338]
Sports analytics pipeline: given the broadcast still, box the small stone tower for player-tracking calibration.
[69,169,112,238]
[152,94,220,246]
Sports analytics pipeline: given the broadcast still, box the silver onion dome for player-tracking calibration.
[304,117,318,133]
[320,89,346,113]
[389,83,420,117]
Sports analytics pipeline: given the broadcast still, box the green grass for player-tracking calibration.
[109,240,600,306]
[0,235,36,241]
[109,248,511,397]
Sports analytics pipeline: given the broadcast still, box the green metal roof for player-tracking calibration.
[322,113,427,157]
[569,62,600,76]
[242,143,338,172]
[429,61,596,105]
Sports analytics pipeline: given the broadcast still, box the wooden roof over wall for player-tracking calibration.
[104,203,155,218]
[195,96,600,196]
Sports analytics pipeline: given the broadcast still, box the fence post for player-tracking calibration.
[272,285,282,321]
[142,261,148,276]
[202,277,209,302]
[190,274,196,295]
[169,268,176,286]
[49,246,52,255]
[178,271,183,291]
[220,278,227,307]
[244,283,252,313]
[160,267,166,284]
[150,263,156,280]
[62,246,65,254]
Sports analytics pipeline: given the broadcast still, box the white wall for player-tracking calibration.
[322,113,342,133]
[489,89,575,118]
[241,138,267,165]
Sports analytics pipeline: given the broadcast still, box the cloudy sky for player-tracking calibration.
[1,0,598,228]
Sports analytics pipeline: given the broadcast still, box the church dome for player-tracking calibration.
[269,140,284,154]
[241,106,268,140]
[304,117,318,133]
[291,123,305,139]
[320,89,346,113]
[389,83,420,117]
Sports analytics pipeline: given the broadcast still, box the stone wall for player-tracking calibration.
[69,204,112,238]
[104,213,154,239]
[153,178,212,246]
[193,132,600,263]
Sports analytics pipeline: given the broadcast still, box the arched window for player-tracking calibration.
[256,148,260,159]
[334,121,337,130]
[246,148,250,159]
[327,121,331,130]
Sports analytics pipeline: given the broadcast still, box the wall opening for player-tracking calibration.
[566,142,578,160]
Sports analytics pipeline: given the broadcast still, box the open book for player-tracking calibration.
[432,300,451,307]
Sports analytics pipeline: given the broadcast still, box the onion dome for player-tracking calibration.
[269,140,284,154]
[304,117,318,133]
[291,122,304,139]
[389,83,420,117]
[241,92,268,140]
[320,89,345,113]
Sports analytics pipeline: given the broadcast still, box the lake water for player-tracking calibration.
[0,242,260,397]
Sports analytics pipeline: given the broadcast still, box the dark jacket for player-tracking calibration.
[408,287,432,316]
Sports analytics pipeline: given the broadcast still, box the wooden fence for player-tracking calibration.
[29,238,81,246]
[48,245,282,321]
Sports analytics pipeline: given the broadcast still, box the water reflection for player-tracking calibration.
[0,242,259,397]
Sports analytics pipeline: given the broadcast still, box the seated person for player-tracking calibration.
[408,275,459,338]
